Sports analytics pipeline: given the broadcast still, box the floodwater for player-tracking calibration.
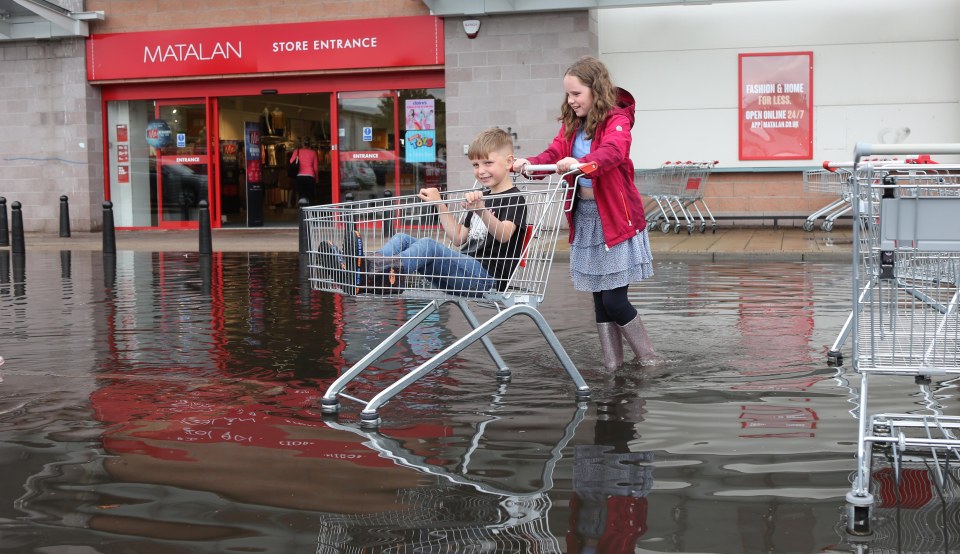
[0,250,955,553]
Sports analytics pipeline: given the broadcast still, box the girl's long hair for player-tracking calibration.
[559,56,618,142]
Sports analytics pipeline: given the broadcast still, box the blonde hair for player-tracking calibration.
[559,56,618,141]
[467,127,514,159]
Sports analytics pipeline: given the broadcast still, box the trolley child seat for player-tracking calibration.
[304,164,595,427]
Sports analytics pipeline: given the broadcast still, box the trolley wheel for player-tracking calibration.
[827,350,843,366]
[698,222,707,234]
[673,223,682,234]
[711,224,717,234]
[660,221,671,234]
[821,220,835,232]
[320,397,341,415]
[686,224,693,235]
[803,220,816,232]
[359,411,381,429]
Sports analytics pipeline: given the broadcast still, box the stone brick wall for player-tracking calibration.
[443,11,597,189]
[0,38,103,233]
[681,171,838,228]
[84,0,430,32]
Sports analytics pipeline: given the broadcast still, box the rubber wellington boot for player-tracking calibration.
[619,315,660,365]
[597,322,624,370]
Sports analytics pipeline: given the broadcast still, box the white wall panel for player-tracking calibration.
[600,0,960,169]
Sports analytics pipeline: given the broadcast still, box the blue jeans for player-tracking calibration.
[378,233,494,294]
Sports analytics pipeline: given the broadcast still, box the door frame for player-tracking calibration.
[153,98,215,229]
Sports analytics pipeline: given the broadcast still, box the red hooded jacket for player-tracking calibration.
[525,88,647,248]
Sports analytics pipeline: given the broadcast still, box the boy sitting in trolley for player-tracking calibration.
[364,127,528,295]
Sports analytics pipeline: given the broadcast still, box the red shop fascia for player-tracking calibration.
[86,15,445,228]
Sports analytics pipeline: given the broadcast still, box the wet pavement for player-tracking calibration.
[2,226,954,553]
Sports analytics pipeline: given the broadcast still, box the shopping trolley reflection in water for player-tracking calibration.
[303,165,596,427]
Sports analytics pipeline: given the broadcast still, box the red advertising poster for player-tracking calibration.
[117,165,129,184]
[116,124,128,142]
[738,52,813,161]
[117,144,129,163]
[86,16,443,82]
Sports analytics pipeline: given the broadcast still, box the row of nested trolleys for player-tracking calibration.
[803,155,937,232]
[839,142,960,537]
[635,161,719,234]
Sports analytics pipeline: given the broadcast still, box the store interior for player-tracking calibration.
[218,93,332,226]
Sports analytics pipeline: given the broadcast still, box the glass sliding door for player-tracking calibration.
[106,98,213,229]
[337,91,397,204]
[154,101,210,227]
[336,88,446,203]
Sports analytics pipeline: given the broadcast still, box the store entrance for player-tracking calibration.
[153,100,210,228]
[217,93,332,227]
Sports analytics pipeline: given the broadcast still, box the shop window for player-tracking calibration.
[337,88,445,204]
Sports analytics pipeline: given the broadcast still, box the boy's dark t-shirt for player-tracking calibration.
[462,186,528,288]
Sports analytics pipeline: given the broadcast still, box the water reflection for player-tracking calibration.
[570,381,652,553]
[0,251,955,552]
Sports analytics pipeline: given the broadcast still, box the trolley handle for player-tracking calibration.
[823,160,857,173]
[520,161,598,176]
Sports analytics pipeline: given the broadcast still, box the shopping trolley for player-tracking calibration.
[802,163,854,232]
[803,158,903,233]
[304,164,594,427]
[841,142,960,536]
[636,160,719,234]
[822,157,937,365]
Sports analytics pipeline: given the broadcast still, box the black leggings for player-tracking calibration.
[593,286,637,326]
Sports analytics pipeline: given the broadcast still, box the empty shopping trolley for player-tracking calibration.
[802,164,854,232]
[636,160,718,234]
[304,165,594,427]
[842,142,960,536]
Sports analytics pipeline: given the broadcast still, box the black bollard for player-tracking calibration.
[102,201,116,254]
[382,189,394,237]
[59,195,71,238]
[298,197,310,254]
[11,201,25,254]
[0,197,8,247]
[198,200,212,255]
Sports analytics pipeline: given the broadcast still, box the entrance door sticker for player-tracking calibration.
[738,52,813,161]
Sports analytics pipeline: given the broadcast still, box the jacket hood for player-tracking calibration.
[613,87,636,128]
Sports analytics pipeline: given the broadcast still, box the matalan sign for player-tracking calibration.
[86,16,444,81]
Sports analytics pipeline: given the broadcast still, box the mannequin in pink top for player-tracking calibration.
[290,138,320,204]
